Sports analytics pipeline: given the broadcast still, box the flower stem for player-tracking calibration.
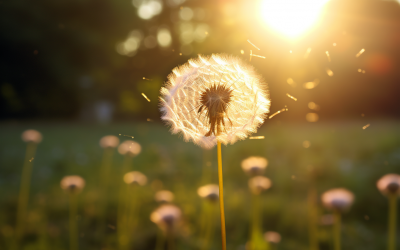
[333,210,341,250]
[69,194,78,250]
[388,194,397,250]
[307,187,319,250]
[217,141,226,250]
[13,142,37,250]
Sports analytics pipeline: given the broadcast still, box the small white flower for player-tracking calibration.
[150,204,182,233]
[123,171,147,186]
[248,176,271,195]
[117,140,141,156]
[160,54,270,148]
[377,174,400,196]
[21,129,42,144]
[321,188,354,212]
[197,184,219,202]
[60,175,85,194]
[99,135,120,148]
[155,190,174,203]
[241,156,268,176]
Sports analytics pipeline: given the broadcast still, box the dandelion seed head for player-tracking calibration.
[60,175,85,194]
[21,129,42,144]
[150,204,182,233]
[321,188,354,212]
[241,156,268,176]
[197,184,219,202]
[123,171,147,186]
[264,231,281,244]
[118,140,141,156]
[248,176,271,195]
[155,190,175,203]
[377,174,400,196]
[99,135,120,148]
[159,54,271,148]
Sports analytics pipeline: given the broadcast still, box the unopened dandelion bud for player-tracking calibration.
[117,140,141,157]
[155,190,174,203]
[60,175,85,194]
[21,129,42,144]
[197,184,219,202]
[248,176,271,195]
[150,204,182,233]
[241,156,268,176]
[99,135,120,148]
[123,171,147,186]
[377,174,400,196]
[321,188,354,212]
[264,231,281,244]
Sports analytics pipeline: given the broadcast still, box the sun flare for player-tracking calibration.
[260,0,330,38]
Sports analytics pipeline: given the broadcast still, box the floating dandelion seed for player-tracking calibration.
[155,190,175,203]
[356,48,365,58]
[306,113,319,122]
[147,118,153,122]
[333,43,337,46]
[286,93,297,101]
[250,50,253,61]
[326,68,334,77]
[198,184,219,202]
[118,140,141,156]
[252,54,266,59]
[303,140,311,148]
[123,171,147,186]
[142,93,151,102]
[287,78,296,87]
[377,174,400,196]
[22,129,42,144]
[100,135,120,148]
[249,136,264,139]
[303,79,320,89]
[159,54,270,149]
[247,40,260,50]
[308,102,320,111]
[143,77,151,80]
[264,231,281,244]
[321,188,354,212]
[249,176,271,195]
[325,51,331,62]
[60,176,86,194]
[29,157,34,162]
[241,156,268,176]
[362,124,370,130]
[304,48,312,59]
[269,107,287,119]
[119,134,135,139]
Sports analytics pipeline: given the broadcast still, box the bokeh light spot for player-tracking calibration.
[157,28,172,47]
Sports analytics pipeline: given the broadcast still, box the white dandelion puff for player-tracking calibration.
[248,176,272,195]
[197,184,219,202]
[99,135,120,148]
[321,188,354,212]
[377,174,400,196]
[241,156,268,176]
[117,140,141,157]
[123,171,147,186]
[60,175,86,194]
[155,190,175,203]
[21,129,42,144]
[159,54,271,148]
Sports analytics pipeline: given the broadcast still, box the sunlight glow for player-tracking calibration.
[261,0,330,38]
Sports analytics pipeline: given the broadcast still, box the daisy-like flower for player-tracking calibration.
[155,190,175,203]
[21,129,42,144]
[150,204,182,233]
[117,140,141,157]
[60,175,86,194]
[248,176,272,195]
[99,135,120,148]
[321,188,354,212]
[241,156,268,176]
[159,54,270,148]
[123,171,147,186]
[197,184,219,202]
[377,174,400,196]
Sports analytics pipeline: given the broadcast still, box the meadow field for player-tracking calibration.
[0,120,399,250]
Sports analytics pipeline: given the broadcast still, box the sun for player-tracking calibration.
[260,0,330,38]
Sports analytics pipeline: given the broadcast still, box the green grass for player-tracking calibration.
[0,120,399,250]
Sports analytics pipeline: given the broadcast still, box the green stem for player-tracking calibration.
[167,231,175,250]
[333,210,341,250]
[250,193,260,250]
[155,229,165,250]
[202,202,215,250]
[217,141,226,250]
[69,194,78,250]
[388,194,397,250]
[118,155,133,250]
[99,148,114,244]
[307,188,319,250]
[13,142,37,250]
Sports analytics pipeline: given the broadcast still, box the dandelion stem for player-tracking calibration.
[69,194,78,250]
[13,142,37,249]
[167,232,175,250]
[217,141,226,250]
[388,194,397,250]
[308,187,319,250]
[333,210,341,250]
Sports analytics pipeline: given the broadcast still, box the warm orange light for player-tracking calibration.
[260,0,330,38]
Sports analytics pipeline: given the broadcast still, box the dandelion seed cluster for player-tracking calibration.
[160,54,270,148]
[321,188,354,212]
[60,175,86,194]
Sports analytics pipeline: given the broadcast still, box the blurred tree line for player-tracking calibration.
[1,0,400,122]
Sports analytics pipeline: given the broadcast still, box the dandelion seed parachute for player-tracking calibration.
[159,54,271,149]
